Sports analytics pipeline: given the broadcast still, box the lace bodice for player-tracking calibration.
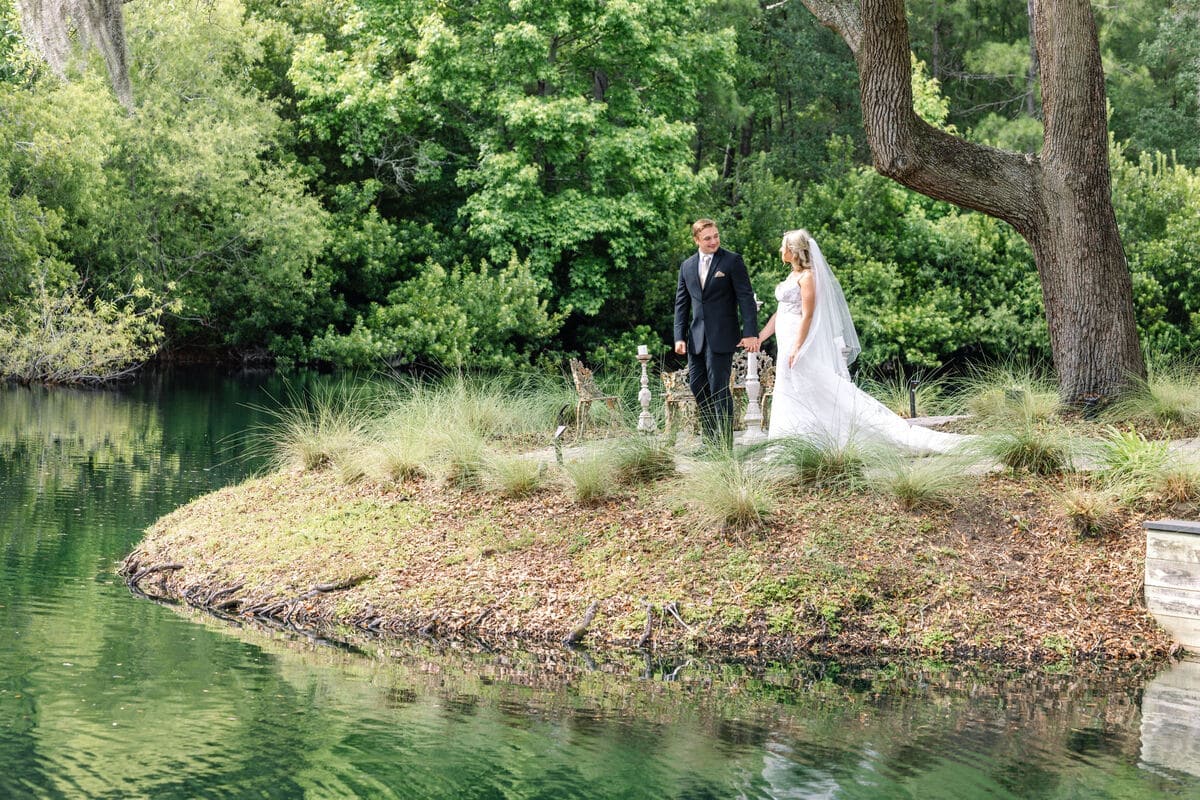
[774,270,805,315]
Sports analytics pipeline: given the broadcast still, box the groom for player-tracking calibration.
[673,219,759,448]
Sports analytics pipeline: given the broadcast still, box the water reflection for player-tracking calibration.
[1,371,1199,799]
[1140,658,1200,780]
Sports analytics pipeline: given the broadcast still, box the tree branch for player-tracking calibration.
[802,0,1041,233]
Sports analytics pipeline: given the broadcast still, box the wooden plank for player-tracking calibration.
[1146,531,1200,565]
[1145,558,1200,592]
[1140,660,1200,777]
[1144,519,1200,535]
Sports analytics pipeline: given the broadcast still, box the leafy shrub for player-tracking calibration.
[308,256,563,370]
[0,276,177,384]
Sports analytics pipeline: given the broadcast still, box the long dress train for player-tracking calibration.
[766,253,968,455]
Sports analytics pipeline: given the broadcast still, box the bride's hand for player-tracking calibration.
[788,349,799,368]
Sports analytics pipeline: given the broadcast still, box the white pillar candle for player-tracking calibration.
[637,344,648,356]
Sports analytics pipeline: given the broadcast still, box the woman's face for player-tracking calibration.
[780,243,790,264]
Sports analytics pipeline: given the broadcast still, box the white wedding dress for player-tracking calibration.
[767,240,968,455]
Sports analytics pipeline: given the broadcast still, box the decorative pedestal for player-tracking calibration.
[636,352,657,434]
[741,351,766,443]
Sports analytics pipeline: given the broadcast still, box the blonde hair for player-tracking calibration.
[781,229,813,270]
[692,218,717,237]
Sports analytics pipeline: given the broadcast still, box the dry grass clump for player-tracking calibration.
[1058,479,1124,537]
[865,452,970,510]
[563,454,617,505]
[677,450,778,533]
[958,364,1061,423]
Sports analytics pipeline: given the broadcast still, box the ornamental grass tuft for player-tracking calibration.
[563,454,616,505]
[611,435,675,485]
[864,451,969,510]
[677,449,777,533]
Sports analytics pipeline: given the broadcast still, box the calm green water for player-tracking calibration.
[2,370,1200,799]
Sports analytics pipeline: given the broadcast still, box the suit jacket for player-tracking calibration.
[674,247,759,355]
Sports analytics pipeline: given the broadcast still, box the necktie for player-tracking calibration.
[699,255,711,288]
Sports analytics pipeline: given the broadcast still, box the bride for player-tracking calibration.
[759,229,967,454]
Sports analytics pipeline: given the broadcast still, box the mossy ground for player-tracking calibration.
[127,462,1179,668]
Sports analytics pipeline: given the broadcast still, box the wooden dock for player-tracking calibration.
[1145,519,1200,650]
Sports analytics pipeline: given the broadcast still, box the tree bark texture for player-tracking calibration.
[801,0,1145,400]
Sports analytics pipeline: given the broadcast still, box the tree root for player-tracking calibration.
[563,600,599,646]
[637,602,654,650]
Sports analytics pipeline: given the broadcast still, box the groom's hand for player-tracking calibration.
[674,340,687,355]
[739,336,760,353]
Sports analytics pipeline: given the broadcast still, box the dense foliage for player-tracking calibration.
[1,0,1198,380]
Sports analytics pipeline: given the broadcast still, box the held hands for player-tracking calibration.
[739,336,760,353]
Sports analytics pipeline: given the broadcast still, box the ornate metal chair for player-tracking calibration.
[660,368,697,434]
[730,351,775,429]
[569,359,622,438]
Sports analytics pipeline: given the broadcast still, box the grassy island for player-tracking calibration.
[122,369,1200,668]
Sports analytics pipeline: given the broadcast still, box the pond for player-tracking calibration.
[2,370,1199,799]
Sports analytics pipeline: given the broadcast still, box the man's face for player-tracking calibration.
[694,225,720,255]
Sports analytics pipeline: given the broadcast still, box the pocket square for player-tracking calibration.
[714,270,726,278]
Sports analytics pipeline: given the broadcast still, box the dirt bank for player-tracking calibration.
[120,467,1180,667]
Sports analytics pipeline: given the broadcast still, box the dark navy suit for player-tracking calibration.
[673,247,759,446]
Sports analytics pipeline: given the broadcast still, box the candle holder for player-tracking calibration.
[636,350,657,434]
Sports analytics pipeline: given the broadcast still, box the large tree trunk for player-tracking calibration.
[801,0,1145,401]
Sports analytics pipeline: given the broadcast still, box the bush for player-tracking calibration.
[0,275,177,384]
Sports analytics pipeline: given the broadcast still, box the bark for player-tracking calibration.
[798,0,1144,400]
